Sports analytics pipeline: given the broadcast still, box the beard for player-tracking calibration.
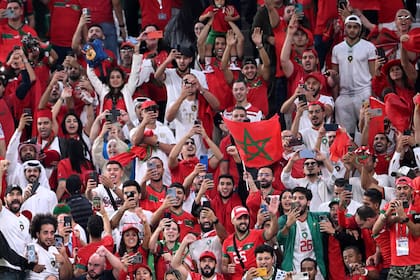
[236,222,249,234]
[219,190,233,200]
[7,199,22,213]
[200,222,213,233]
[201,265,216,278]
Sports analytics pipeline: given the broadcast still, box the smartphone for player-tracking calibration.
[403,201,409,209]
[23,108,32,116]
[204,173,213,180]
[31,180,40,195]
[163,212,172,219]
[298,94,307,105]
[82,8,90,15]
[376,47,387,63]
[200,155,208,171]
[344,184,353,192]
[92,196,101,211]
[126,191,135,199]
[89,171,98,183]
[324,123,339,131]
[64,216,72,228]
[299,149,316,159]
[167,187,176,198]
[256,267,268,277]
[338,0,347,9]
[368,108,383,117]
[403,129,412,136]
[27,244,36,263]
[105,114,113,123]
[147,30,163,39]
[54,234,64,247]
[288,137,303,147]
[291,202,299,210]
[293,272,309,280]
[147,161,157,170]
[202,200,211,208]
[4,9,14,18]
[319,215,328,222]
[132,254,143,264]
[194,119,202,126]
[260,204,268,213]
[294,3,303,13]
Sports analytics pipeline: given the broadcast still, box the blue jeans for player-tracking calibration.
[99,22,118,60]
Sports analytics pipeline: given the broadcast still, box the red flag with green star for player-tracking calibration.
[223,115,283,168]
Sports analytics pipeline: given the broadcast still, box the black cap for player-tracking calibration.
[6,184,23,194]
[242,57,257,67]
[391,166,416,179]
[179,46,194,58]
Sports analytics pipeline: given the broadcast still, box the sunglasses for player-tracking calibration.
[184,141,195,145]
[304,162,317,166]
[397,15,411,20]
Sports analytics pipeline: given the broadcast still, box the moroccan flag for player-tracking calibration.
[223,115,283,168]
[329,129,351,162]
[369,97,386,147]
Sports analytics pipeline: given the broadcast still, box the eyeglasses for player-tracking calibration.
[304,161,317,166]
[184,141,195,146]
[397,15,411,21]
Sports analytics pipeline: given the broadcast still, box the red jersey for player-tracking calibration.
[140,184,167,212]
[0,98,15,146]
[139,0,172,31]
[167,210,200,240]
[204,58,236,110]
[76,235,114,270]
[0,23,37,63]
[214,135,240,192]
[201,5,239,33]
[222,229,265,280]
[79,0,113,23]
[272,20,287,78]
[246,77,268,116]
[49,0,81,47]
[314,0,338,35]
[246,189,280,228]
[210,193,243,235]
[372,227,391,268]
[327,235,346,280]
[170,157,199,184]
[374,153,391,175]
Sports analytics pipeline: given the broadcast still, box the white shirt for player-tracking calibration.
[27,243,60,280]
[295,95,335,131]
[293,220,315,272]
[189,230,223,273]
[0,207,31,270]
[316,199,362,215]
[332,39,376,95]
[92,183,123,218]
[21,187,58,215]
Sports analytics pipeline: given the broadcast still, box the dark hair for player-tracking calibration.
[66,174,82,195]
[334,178,348,187]
[87,215,104,238]
[122,180,141,193]
[343,245,362,256]
[170,182,185,194]
[279,190,293,216]
[385,63,412,94]
[218,174,235,185]
[88,24,103,32]
[363,189,382,205]
[254,244,274,257]
[67,138,90,173]
[106,67,126,93]
[106,160,123,169]
[118,228,140,257]
[301,257,317,268]
[61,112,83,136]
[164,269,182,280]
[232,106,247,113]
[7,0,22,7]
[148,156,163,166]
[233,79,247,87]
[141,24,167,53]
[356,205,377,221]
[30,213,58,239]
[292,187,313,201]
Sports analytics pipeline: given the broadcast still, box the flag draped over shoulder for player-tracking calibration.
[329,129,351,162]
[223,115,283,168]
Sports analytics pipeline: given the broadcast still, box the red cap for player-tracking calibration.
[231,206,249,220]
[199,251,217,261]
[120,41,135,49]
[308,100,325,111]
[140,100,158,110]
[381,59,401,76]
[122,223,140,234]
[135,263,152,274]
[42,150,61,168]
[396,176,413,188]
[36,109,52,120]
[304,72,324,84]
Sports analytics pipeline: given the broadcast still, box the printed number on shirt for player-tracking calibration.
[233,251,247,264]
[300,240,313,252]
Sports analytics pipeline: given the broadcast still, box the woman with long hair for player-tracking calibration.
[59,112,92,160]
[56,138,94,201]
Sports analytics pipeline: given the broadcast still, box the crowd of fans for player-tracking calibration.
[1,0,420,279]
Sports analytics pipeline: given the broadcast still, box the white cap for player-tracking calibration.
[344,15,362,26]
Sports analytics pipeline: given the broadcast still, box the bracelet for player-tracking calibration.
[362,268,368,276]
[213,218,219,225]
[119,24,125,28]
[256,44,263,49]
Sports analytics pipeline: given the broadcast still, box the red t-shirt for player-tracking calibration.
[372,227,391,268]
[139,0,172,30]
[170,157,199,184]
[214,135,240,191]
[349,0,380,11]
[76,235,114,270]
[314,0,338,35]
[0,23,37,63]
[222,229,265,280]
[49,0,81,47]
[210,193,243,235]
[204,57,236,111]
[79,0,113,23]
[246,77,268,116]
[0,98,15,146]
[374,153,391,175]
[166,210,200,240]
[201,5,239,33]
[140,184,167,212]
[272,21,287,78]
[327,235,346,280]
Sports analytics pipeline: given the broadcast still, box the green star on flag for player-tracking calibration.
[223,115,283,167]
